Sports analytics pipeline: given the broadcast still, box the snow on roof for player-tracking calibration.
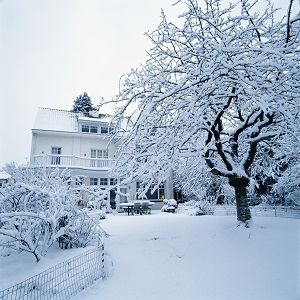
[0,170,11,180]
[77,116,113,124]
[33,108,82,132]
[32,108,114,133]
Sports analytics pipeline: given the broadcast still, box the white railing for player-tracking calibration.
[32,155,114,169]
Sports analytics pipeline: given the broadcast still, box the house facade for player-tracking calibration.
[0,170,11,187]
[30,107,173,209]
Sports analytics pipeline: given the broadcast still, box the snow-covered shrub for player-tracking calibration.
[272,164,300,206]
[161,199,178,212]
[78,185,109,214]
[177,200,214,216]
[62,212,103,248]
[0,166,79,261]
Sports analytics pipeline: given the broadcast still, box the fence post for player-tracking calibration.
[101,243,105,279]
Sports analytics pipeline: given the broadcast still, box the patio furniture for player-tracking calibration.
[141,201,151,214]
[164,206,176,213]
[119,201,155,215]
[119,203,134,215]
[133,201,142,215]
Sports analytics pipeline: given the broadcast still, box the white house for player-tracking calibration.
[0,170,11,187]
[30,107,173,209]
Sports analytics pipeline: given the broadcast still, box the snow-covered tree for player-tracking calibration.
[173,157,235,204]
[71,92,93,112]
[273,164,300,206]
[0,166,78,261]
[0,165,106,261]
[112,0,300,225]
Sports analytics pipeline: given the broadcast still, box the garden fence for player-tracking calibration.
[0,245,105,300]
[213,205,300,219]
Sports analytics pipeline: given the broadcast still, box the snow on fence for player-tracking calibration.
[0,245,105,300]
[212,205,300,219]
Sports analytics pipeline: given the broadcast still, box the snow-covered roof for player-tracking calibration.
[32,107,114,133]
[0,170,11,180]
[78,116,113,124]
[33,108,82,132]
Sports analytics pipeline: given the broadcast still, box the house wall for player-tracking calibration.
[31,131,117,159]
[30,130,174,210]
[0,179,8,188]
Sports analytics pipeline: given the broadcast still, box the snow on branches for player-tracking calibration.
[112,0,300,224]
[0,165,106,261]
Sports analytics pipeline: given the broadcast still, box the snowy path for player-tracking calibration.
[72,212,299,300]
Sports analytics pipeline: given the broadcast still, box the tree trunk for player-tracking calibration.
[229,177,252,226]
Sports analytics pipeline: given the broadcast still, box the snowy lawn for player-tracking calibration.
[73,211,299,300]
[0,211,299,300]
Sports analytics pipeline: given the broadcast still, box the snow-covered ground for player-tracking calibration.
[1,211,299,299]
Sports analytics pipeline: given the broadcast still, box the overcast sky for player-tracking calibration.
[0,0,298,168]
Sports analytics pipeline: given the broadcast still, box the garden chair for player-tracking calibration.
[133,201,142,215]
[141,201,151,214]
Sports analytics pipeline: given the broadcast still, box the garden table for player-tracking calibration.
[120,203,134,215]
[119,202,155,215]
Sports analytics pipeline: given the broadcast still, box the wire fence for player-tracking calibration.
[251,206,300,219]
[0,245,105,300]
[212,205,300,219]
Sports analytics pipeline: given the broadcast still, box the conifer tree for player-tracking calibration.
[71,92,93,112]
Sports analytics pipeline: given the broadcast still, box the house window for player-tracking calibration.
[51,147,61,165]
[109,127,115,134]
[82,125,89,132]
[90,149,109,167]
[90,126,98,133]
[120,187,127,202]
[75,177,84,185]
[100,126,108,134]
[99,178,108,185]
[136,182,165,200]
[91,149,108,159]
[90,178,98,185]
[110,178,117,186]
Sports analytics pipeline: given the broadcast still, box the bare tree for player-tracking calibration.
[112,0,300,226]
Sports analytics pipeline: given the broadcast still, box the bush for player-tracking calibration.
[177,200,214,216]
[161,199,178,213]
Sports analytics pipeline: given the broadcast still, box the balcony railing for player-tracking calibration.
[32,154,114,169]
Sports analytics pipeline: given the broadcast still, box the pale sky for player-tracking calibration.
[0,0,298,168]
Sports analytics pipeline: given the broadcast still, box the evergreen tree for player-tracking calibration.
[71,92,93,112]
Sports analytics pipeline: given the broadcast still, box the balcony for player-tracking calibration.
[32,154,114,169]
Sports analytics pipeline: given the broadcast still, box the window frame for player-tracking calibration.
[81,125,90,132]
[99,178,108,186]
[90,178,98,185]
[51,147,61,165]
[90,125,98,133]
[91,149,108,159]
[100,126,109,134]
[136,181,165,200]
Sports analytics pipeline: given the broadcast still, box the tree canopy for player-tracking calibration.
[112,0,300,225]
